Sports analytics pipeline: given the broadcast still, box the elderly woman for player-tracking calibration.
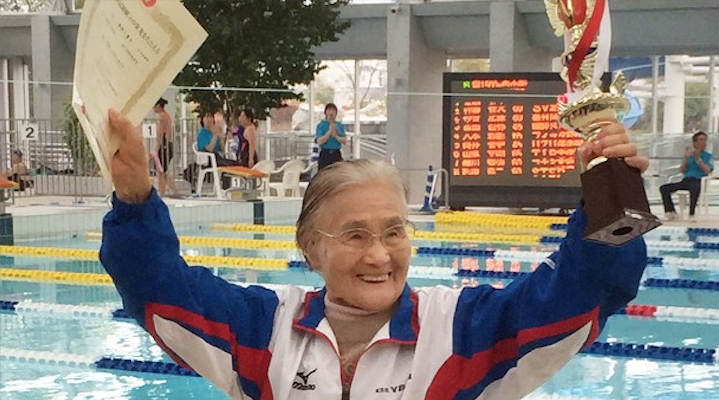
[101,109,647,400]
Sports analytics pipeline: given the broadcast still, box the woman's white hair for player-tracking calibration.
[296,159,408,265]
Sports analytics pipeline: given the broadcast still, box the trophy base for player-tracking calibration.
[581,158,662,246]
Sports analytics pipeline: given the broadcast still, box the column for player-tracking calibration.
[31,14,74,121]
[489,1,553,72]
[386,3,446,203]
[0,58,8,120]
[663,55,685,135]
[31,15,53,120]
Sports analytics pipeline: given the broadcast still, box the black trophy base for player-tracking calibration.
[581,158,662,246]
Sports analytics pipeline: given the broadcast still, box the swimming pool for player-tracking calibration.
[2,220,718,399]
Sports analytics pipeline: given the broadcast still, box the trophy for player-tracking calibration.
[545,0,661,245]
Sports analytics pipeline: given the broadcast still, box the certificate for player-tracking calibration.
[72,0,207,190]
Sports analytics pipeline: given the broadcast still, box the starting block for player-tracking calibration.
[218,166,269,201]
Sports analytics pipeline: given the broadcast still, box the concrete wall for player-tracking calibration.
[386,4,446,204]
[489,1,553,72]
[0,26,32,57]
[30,15,74,121]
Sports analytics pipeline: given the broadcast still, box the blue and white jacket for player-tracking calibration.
[100,190,647,400]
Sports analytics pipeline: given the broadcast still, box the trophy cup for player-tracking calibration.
[545,0,661,246]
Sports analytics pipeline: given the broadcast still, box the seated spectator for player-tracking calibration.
[2,149,33,191]
[197,111,239,167]
[660,131,714,221]
[196,111,239,189]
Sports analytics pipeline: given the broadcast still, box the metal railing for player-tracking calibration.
[1,116,391,201]
[7,115,713,206]
[1,118,104,203]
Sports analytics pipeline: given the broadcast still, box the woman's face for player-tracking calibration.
[239,112,248,125]
[305,181,411,312]
[694,135,707,151]
[325,107,337,121]
[11,153,21,164]
[202,113,214,128]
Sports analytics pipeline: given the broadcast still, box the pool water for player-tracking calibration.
[2,224,718,399]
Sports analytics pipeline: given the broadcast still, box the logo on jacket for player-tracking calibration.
[293,369,317,391]
[376,375,410,394]
[376,384,406,394]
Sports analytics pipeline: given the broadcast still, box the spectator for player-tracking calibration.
[316,103,346,170]
[196,110,240,190]
[197,111,222,156]
[2,149,33,191]
[236,108,259,168]
[153,98,178,197]
[660,131,714,222]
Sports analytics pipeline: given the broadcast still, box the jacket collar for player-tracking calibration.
[293,284,419,344]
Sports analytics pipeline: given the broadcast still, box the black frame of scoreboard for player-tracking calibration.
[442,72,583,210]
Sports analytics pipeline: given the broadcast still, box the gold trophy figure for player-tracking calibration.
[545,0,661,245]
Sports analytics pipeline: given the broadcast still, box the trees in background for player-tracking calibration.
[176,0,350,119]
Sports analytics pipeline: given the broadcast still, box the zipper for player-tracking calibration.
[292,323,347,390]
[346,338,415,396]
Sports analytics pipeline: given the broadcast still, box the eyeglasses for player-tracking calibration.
[316,221,416,250]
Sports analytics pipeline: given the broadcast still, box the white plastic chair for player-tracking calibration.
[666,171,717,218]
[699,168,719,216]
[192,143,222,199]
[299,161,318,194]
[666,173,692,219]
[252,160,276,196]
[269,159,305,198]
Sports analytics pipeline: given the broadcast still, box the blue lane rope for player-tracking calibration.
[688,227,719,236]
[583,342,716,364]
[540,236,564,244]
[0,300,19,311]
[95,357,199,377]
[416,247,496,257]
[644,278,719,291]
[112,309,133,319]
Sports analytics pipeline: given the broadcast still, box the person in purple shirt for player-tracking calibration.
[660,131,714,221]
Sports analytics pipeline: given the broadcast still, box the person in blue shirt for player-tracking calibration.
[196,110,241,190]
[197,111,223,156]
[660,131,714,221]
[196,110,240,167]
[315,103,347,170]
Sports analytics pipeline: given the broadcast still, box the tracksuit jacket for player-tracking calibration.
[100,189,647,400]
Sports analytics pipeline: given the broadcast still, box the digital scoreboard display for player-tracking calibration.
[442,73,589,209]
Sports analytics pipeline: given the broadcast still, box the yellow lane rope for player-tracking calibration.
[0,245,288,270]
[435,211,568,229]
[0,268,115,286]
[85,232,297,250]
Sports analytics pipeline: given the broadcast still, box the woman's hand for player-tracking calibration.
[577,121,648,173]
[108,109,152,203]
[693,149,703,162]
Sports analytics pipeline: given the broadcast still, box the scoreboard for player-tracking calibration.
[443,73,586,210]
